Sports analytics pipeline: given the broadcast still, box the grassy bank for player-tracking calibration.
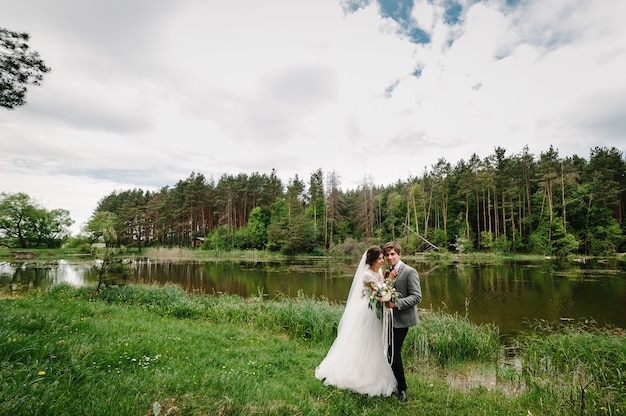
[1,285,624,415]
[0,245,558,263]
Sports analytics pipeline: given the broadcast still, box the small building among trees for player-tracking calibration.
[191,237,205,249]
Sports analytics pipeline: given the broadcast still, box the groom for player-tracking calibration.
[383,241,422,402]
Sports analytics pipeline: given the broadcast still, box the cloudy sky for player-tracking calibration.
[1,0,625,235]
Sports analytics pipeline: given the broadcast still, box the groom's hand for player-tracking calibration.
[385,301,395,308]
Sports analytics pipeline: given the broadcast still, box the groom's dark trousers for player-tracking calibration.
[388,327,409,392]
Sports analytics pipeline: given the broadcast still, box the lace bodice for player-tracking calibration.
[363,268,383,285]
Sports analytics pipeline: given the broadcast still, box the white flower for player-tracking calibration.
[380,290,392,302]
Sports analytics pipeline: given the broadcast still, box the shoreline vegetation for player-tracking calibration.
[3,245,625,263]
[1,282,624,415]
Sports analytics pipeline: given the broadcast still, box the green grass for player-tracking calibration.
[0,246,294,263]
[2,245,581,263]
[1,284,624,415]
[0,246,91,260]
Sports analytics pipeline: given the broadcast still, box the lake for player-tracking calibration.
[2,257,625,336]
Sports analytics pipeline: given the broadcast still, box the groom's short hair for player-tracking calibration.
[383,241,402,255]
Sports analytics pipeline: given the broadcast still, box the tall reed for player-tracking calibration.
[405,310,501,365]
[520,327,626,415]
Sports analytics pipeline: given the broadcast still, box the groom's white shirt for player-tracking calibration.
[392,260,404,271]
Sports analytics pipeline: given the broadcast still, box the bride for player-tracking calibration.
[315,246,397,396]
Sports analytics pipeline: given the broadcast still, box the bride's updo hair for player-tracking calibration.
[365,246,383,266]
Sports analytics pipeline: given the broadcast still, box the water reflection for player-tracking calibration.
[1,258,625,334]
[131,259,356,301]
[0,260,99,291]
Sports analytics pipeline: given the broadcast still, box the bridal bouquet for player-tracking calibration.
[364,281,400,320]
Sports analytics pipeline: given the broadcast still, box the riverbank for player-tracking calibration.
[1,284,623,415]
[6,244,620,264]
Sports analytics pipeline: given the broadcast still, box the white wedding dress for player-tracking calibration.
[315,253,397,397]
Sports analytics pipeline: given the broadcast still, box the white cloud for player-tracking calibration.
[1,0,624,235]
[0,158,154,234]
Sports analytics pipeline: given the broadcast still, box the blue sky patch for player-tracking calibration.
[378,0,430,43]
[378,0,413,21]
[384,80,400,97]
[443,2,463,25]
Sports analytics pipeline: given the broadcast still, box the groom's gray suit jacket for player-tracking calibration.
[392,262,422,328]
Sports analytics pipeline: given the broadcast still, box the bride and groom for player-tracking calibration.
[315,242,422,402]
